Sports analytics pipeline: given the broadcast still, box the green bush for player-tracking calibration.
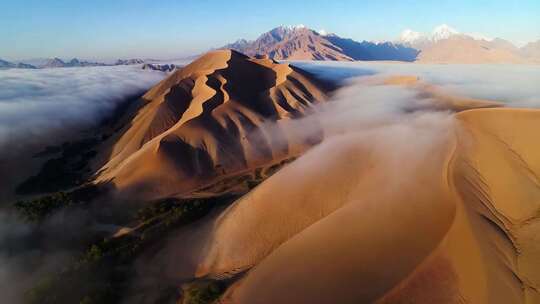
[14,185,101,222]
[14,192,73,222]
[182,281,225,304]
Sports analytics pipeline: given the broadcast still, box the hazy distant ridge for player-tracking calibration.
[0,57,147,70]
[222,25,419,62]
[223,24,540,63]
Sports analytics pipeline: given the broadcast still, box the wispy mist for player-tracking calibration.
[0,65,165,151]
[293,61,540,107]
[137,74,456,283]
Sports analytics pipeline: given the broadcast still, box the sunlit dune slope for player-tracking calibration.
[95,50,333,199]
[172,108,540,303]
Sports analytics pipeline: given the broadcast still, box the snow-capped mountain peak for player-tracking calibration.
[466,32,493,41]
[399,29,424,44]
[431,24,460,41]
[317,29,328,36]
[280,24,306,31]
[399,24,465,44]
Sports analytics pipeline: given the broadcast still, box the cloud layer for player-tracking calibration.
[0,65,165,151]
[293,61,540,107]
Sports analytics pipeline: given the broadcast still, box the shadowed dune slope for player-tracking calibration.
[167,108,539,303]
[95,50,333,199]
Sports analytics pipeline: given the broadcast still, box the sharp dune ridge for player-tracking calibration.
[10,49,538,303]
[122,61,540,303]
[95,49,334,199]
[183,108,540,304]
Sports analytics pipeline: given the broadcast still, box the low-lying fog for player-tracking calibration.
[2,62,539,159]
[0,65,165,152]
[292,61,540,107]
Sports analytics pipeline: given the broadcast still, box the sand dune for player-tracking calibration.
[94,50,333,199]
[135,85,538,303]
[186,107,538,304]
[84,50,539,303]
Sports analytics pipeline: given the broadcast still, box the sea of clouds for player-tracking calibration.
[1,61,540,303]
[0,65,166,152]
[293,61,540,107]
[1,62,539,155]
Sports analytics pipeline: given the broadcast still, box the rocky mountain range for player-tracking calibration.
[0,57,148,70]
[223,25,419,61]
[223,24,540,64]
[0,58,38,69]
[141,63,178,72]
[398,24,539,63]
[521,40,540,60]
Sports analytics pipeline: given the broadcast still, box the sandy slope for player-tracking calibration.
[94,50,333,199]
[192,107,538,304]
[135,73,538,303]
[89,51,539,302]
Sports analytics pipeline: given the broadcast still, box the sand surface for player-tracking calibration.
[189,107,538,304]
[88,50,539,303]
[94,50,332,199]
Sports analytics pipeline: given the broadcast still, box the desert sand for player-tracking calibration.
[86,50,540,303]
[184,108,539,304]
[94,50,333,199]
[141,70,538,303]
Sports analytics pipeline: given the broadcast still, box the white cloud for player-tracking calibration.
[0,65,165,151]
[292,61,540,107]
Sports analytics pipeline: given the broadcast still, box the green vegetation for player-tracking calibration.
[24,194,238,304]
[14,184,101,222]
[181,280,226,304]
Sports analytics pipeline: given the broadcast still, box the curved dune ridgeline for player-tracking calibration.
[94,50,334,199]
[80,49,539,303]
[140,74,540,303]
[174,108,537,304]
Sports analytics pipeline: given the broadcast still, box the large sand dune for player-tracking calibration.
[94,50,333,199]
[142,74,539,303]
[84,50,539,303]
[181,108,538,304]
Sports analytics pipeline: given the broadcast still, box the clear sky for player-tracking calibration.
[1,0,539,61]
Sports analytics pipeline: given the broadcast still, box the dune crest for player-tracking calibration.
[152,105,539,303]
[95,50,334,199]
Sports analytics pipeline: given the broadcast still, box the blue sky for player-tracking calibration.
[1,0,539,61]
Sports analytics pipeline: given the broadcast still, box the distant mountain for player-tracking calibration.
[222,25,419,62]
[35,58,145,68]
[115,58,144,65]
[3,56,148,70]
[41,57,109,68]
[0,58,37,69]
[16,62,37,69]
[141,63,177,72]
[324,36,419,61]
[0,58,16,69]
[43,57,67,68]
[399,24,466,46]
[66,58,108,67]
[417,36,523,63]
[520,40,540,62]
[398,24,526,63]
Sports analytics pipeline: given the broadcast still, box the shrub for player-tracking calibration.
[182,281,225,304]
